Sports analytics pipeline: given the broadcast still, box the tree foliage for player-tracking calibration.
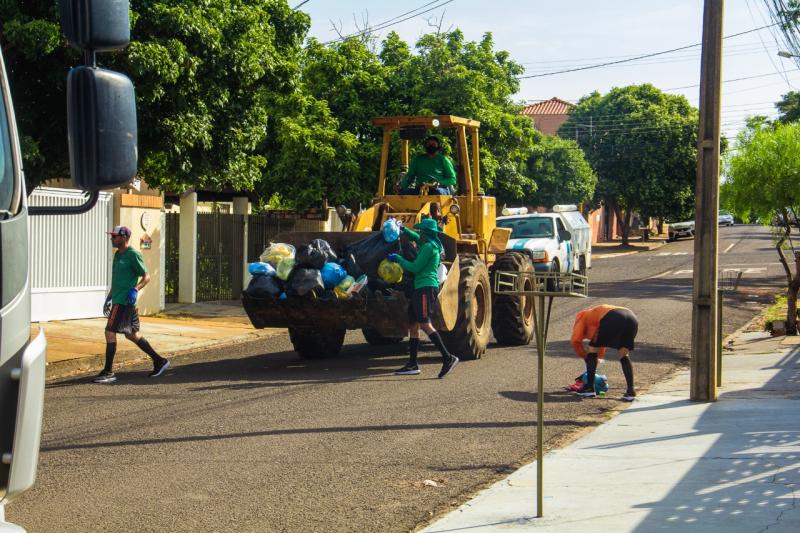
[524,135,597,208]
[776,90,800,124]
[723,121,800,334]
[560,84,698,244]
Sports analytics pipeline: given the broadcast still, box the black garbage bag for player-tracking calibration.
[341,252,364,279]
[288,268,324,297]
[245,274,282,298]
[311,238,337,262]
[295,243,327,269]
[345,232,400,280]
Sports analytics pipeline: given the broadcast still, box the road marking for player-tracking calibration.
[722,243,735,253]
[657,251,691,256]
[674,269,693,275]
[632,270,673,283]
[673,252,689,256]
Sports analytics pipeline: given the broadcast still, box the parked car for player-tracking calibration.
[668,220,695,242]
[719,211,734,226]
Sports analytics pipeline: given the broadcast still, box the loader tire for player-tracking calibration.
[491,253,535,346]
[439,255,492,360]
[289,327,346,359]
[362,328,404,345]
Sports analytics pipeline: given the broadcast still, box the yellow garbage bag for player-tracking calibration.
[378,259,403,284]
[260,243,295,267]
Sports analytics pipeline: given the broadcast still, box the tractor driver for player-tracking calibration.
[398,136,457,195]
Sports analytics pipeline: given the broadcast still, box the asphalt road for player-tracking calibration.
[8,225,786,532]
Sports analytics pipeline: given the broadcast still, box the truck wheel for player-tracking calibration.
[440,255,492,360]
[547,259,561,291]
[289,327,346,359]
[361,328,404,345]
[491,253,534,345]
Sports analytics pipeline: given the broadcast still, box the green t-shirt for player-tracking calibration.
[111,247,147,304]
[396,227,441,289]
[400,153,457,189]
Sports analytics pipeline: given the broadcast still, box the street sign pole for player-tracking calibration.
[691,0,723,402]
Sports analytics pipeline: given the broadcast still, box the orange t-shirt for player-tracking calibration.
[570,304,622,358]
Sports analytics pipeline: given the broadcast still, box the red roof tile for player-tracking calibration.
[520,97,574,116]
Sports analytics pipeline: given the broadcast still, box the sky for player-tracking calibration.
[297,0,800,143]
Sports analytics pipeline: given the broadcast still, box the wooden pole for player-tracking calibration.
[691,0,723,402]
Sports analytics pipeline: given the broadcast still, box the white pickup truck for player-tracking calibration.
[496,205,592,276]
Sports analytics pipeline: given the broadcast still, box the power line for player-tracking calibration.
[322,0,457,45]
[663,69,800,91]
[517,23,779,80]
[293,0,312,9]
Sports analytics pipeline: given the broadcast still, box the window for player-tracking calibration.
[497,217,554,239]
[0,84,16,218]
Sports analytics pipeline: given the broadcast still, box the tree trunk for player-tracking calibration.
[620,209,632,246]
[787,252,800,335]
[657,219,664,236]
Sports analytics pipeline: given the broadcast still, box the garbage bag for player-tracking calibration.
[320,262,347,289]
[245,273,282,298]
[345,233,400,280]
[347,274,369,296]
[342,252,364,279]
[289,268,324,297]
[295,243,326,269]
[310,239,337,262]
[260,243,295,267]
[382,218,401,243]
[337,275,355,292]
[437,263,448,285]
[248,262,275,276]
[276,256,296,281]
[378,259,403,284]
[333,286,352,300]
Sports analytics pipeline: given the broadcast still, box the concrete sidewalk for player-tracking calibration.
[423,332,800,532]
[34,301,284,380]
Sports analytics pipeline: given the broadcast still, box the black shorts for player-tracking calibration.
[105,304,140,334]
[590,308,638,352]
[408,287,438,324]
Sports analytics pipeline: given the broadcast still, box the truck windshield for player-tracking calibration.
[497,217,554,239]
[0,87,14,218]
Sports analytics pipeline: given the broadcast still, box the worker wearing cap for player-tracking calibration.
[571,304,638,401]
[93,226,170,384]
[399,136,457,195]
[387,218,458,378]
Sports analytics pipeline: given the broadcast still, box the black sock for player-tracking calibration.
[136,337,163,363]
[427,331,452,362]
[103,342,117,373]
[408,337,420,366]
[620,356,634,393]
[585,353,598,391]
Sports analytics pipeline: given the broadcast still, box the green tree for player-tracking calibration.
[524,134,597,208]
[776,90,800,123]
[723,121,800,334]
[560,84,698,245]
[1,0,310,193]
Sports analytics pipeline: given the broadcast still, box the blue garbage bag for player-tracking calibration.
[248,262,276,276]
[320,262,347,289]
[578,372,609,393]
[382,218,401,243]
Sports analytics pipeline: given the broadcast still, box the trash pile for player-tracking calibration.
[244,219,414,301]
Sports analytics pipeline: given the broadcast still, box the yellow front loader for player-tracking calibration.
[243,115,537,360]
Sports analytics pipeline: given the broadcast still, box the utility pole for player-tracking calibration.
[691,0,723,402]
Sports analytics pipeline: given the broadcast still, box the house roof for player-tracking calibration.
[520,97,574,116]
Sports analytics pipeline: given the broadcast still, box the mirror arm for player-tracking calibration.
[29,191,99,216]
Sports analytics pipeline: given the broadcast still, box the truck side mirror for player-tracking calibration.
[558,229,572,241]
[67,66,137,191]
[59,0,131,51]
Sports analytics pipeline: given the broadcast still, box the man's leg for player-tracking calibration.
[396,323,421,375]
[94,310,120,383]
[578,352,599,397]
[125,330,170,377]
[619,348,636,401]
[419,322,458,378]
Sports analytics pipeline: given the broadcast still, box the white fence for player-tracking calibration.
[28,187,114,321]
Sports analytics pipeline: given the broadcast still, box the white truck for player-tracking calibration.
[1,2,137,530]
[496,205,592,276]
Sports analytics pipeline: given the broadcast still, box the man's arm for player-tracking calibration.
[136,272,151,291]
[441,156,457,187]
[401,226,422,244]
[396,242,434,275]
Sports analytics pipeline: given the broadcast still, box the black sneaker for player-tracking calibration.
[576,384,596,398]
[438,356,459,379]
[149,359,170,377]
[92,371,117,384]
[622,390,637,402]
[395,363,421,375]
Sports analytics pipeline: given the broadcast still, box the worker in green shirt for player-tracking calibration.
[387,218,458,378]
[399,136,457,195]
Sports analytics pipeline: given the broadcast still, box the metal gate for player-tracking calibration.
[164,213,180,303]
[247,213,325,262]
[197,213,245,301]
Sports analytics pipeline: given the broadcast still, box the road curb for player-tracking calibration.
[45,329,286,382]
[593,240,666,259]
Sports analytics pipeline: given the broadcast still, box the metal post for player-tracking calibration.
[536,293,545,518]
[717,289,723,387]
[691,0,723,401]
